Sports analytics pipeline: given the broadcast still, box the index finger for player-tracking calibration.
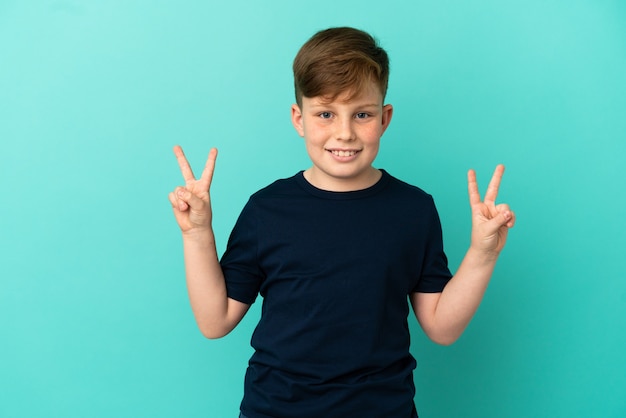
[173,145,196,183]
[197,148,218,191]
[484,164,505,204]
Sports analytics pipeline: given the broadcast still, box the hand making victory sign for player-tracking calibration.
[169,146,249,338]
[411,165,516,345]
[467,164,516,256]
[169,145,218,235]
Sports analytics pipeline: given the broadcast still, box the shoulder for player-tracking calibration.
[249,172,304,200]
[380,170,434,204]
[232,173,304,225]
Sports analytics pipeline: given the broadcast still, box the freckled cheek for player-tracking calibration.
[360,127,384,144]
[305,127,332,144]
[305,138,327,155]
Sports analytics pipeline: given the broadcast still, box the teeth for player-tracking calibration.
[331,150,357,157]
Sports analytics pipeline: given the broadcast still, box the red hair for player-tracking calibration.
[293,27,389,106]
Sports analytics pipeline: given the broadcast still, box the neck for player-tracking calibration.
[303,167,382,192]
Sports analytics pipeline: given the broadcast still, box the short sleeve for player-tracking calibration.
[220,199,264,305]
[411,197,452,293]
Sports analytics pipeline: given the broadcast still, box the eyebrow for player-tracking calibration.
[308,102,381,109]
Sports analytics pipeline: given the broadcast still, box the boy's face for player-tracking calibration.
[291,81,393,191]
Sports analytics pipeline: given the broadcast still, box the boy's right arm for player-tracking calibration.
[168,146,250,339]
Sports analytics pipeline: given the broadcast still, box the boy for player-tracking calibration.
[169,27,515,418]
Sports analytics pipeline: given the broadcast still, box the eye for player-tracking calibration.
[355,112,370,119]
[319,111,332,119]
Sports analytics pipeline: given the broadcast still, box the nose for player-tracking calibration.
[335,116,356,141]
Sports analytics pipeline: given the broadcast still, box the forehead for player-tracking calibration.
[305,81,383,107]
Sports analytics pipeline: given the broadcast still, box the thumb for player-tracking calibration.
[489,205,514,231]
[477,205,512,236]
[176,187,206,212]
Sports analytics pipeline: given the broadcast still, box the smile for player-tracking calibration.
[328,150,359,157]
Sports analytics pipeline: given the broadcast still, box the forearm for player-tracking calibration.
[181,229,238,338]
[424,248,499,344]
[415,165,514,345]
[170,147,247,338]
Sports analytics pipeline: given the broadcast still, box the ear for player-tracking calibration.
[380,104,393,135]
[291,104,305,137]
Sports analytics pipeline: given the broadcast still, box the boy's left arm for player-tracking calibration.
[410,165,516,345]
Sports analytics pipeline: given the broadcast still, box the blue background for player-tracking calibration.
[1,1,625,417]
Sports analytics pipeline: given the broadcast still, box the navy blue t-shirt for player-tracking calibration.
[221,170,452,418]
